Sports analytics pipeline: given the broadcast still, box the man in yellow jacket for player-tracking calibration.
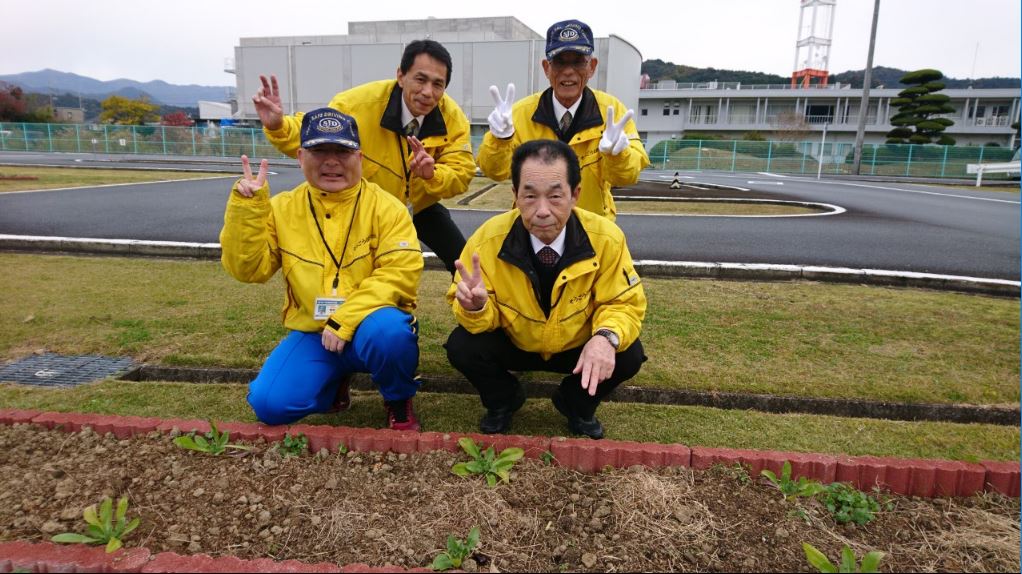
[446,140,647,439]
[221,108,424,431]
[477,20,650,221]
[253,40,475,274]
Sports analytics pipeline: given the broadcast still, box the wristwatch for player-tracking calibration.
[594,328,619,350]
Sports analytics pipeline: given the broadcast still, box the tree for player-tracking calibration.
[885,69,956,145]
[772,110,812,142]
[161,111,194,126]
[100,95,159,125]
[0,82,28,121]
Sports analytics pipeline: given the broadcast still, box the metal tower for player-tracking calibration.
[792,0,836,88]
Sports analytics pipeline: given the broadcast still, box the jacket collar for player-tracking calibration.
[380,82,448,139]
[499,211,596,276]
[531,87,604,142]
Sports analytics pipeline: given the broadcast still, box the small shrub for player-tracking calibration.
[52,496,140,553]
[451,437,524,487]
[431,526,480,571]
[802,542,884,573]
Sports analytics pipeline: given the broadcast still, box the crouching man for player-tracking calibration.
[220,108,424,430]
[446,139,646,439]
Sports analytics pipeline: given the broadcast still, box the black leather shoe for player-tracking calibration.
[551,391,604,440]
[479,390,526,434]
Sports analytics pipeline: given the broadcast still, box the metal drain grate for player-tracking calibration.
[0,354,136,387]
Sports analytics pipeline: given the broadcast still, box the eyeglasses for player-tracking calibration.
[549,56,591,71]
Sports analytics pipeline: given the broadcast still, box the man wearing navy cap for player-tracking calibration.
[477,20,650,221]
[252,40,474,276]
[220,108,425,431]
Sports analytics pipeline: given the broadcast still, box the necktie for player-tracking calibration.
[559,111,572,135]
[404,118,419,137]
[537,246,559,267]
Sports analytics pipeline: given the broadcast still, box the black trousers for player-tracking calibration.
[445,326,646,420]
[413,202,465,275]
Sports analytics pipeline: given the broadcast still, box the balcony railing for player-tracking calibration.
[643,81,849,91]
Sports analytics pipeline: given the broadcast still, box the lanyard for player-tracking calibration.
[397,132,412,208]
[307,186,361,295]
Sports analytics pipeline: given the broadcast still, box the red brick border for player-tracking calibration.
[0,409,1018,572]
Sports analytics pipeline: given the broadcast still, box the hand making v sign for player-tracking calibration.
[453,253,489,312]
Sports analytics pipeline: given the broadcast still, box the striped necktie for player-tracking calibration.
[404,118,419,137]
[559,111,572,135]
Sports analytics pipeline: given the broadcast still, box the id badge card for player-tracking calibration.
[313,297,346,320]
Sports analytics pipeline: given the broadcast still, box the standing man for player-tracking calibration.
[446,140,647,439]
[477,20,650,221]
[253,40,475,274]
[221,108,424,431]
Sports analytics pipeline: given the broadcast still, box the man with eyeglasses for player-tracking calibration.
[477,20,650,221]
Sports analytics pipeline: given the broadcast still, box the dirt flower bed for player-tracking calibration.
[0,424,1018,572]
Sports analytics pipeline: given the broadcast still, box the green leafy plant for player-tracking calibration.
[541,450,556,466]
[803,542,884,573]
[279,432,308,458]
[450,437,524,487]
[431,526,480,571]
[52,496,140,553]
[173,420,250,455]
[820,483,882,525]
[761,461,826,500]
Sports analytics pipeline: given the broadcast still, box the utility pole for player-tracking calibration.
[852,0,881,175]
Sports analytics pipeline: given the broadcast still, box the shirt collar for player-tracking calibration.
[529,225,567,257]
[400,97,425,133]
[551,95,582,123]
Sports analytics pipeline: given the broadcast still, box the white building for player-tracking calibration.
[229,17,642,139]
[637,81,1019,149]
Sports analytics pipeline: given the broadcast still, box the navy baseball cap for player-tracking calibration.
[545,20,594,60]
[300,108,360,150]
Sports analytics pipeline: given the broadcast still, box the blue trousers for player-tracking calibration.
[247,307,420,425]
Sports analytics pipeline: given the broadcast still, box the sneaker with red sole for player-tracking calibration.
[327,374,353,413]
[384,398,421,432]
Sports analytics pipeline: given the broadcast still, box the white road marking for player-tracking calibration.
[832,182,1020,204]
[0,174,257,195]
[747,181,785,185]
[756,172,788,178]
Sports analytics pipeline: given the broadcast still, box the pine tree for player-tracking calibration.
[885,69,956,145]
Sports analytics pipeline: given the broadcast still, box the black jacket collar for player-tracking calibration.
[379,82,448,139]
[498,212,596,281]
[532,87,604,143]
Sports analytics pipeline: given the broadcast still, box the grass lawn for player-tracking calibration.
[0,254,1017,407]
[0,381,1016,462]
[0,165,232,192]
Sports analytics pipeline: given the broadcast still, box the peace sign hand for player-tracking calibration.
[598,105,635,156]
[252,75,284,131]
[487,83,516,138]
[236,155,269,198]
[453,253,489,312]
[407,135,436,180]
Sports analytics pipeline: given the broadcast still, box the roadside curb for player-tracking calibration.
[2,408,1017,499]
[121,366,1022,426]
[1,234,1018,296]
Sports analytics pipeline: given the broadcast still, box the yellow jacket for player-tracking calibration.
[220,177,422,341]
[476,87,650,221]
[263,80,475,215]
[447,208,646,359]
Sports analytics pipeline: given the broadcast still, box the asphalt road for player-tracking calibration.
[0,152,1018,280]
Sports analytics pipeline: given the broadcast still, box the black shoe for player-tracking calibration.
[551,391,604,440]
[479,389,526,434]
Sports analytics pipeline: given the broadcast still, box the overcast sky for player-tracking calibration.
[3,0,1019,86]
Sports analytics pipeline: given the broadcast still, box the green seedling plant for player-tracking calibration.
[541,450,556,466]
[279,432,308,457]
[821,483,883,525]
[431,526,480,571]
[450,437,524,487]
[803,542,884,573]
[173,420,251,455]
[52,496,140,553]
[761,461,826,500]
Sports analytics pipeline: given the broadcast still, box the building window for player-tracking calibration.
[641,109,648,116]
[663,108,671,116]
[673,109,680,115]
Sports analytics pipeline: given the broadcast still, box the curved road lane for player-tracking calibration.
[0,153,1017,280]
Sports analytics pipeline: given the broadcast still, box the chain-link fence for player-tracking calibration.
[1,121,1017,180]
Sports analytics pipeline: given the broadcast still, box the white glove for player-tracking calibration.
[599,105,635,155]
[487,83,515,139]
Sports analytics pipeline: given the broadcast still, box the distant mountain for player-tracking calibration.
[0,69,232,107]
[642,60,1020,89]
